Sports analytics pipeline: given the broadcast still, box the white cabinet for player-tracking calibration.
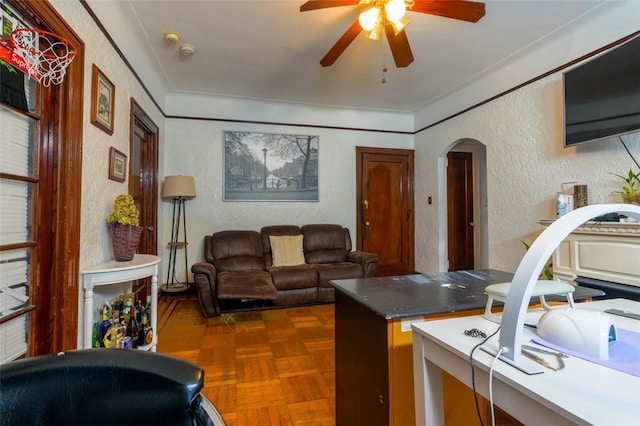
[552,222,640,287]
[81,254,161,350]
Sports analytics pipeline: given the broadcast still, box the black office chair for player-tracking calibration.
[0,349,225,426]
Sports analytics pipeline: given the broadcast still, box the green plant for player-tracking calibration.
[107,194,140,226]
[520,240,553,280]
[612,169,640,204]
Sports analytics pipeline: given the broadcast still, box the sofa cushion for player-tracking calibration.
[269,235,305,267]
[211,230,265,272]
[217,270,277,300]
[261,225,303,266]
[302,224,349,264]
[315,262,364,288]
[274,287,319,306]
[268,264,318,291]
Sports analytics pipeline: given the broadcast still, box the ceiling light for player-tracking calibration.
[359,7,380,31]
[359,1,409,37]
[385,0,406,22]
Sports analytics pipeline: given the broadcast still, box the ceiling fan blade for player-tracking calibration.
[410,0,486,23]
[385,24,414,67]
[300,0,360,12]
[320,19,363,67]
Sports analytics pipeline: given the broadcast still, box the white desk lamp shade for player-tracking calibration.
[499,203,640,370]
[163,176,196,199]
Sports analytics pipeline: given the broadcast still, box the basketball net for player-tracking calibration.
[0,28,76,87]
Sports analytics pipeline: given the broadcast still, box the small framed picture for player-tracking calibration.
[91,64,115,135]
[108,147,127,183]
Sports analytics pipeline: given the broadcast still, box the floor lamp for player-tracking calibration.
[162,175,196,295]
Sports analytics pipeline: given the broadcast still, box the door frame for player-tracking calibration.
[446,151,474,271]
[442,140,488,271]
[129,98,159,296]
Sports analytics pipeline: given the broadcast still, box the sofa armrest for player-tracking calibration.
[191,262,221,317]
[347,251,378,277]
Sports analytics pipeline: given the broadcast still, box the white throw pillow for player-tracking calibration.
[269,235,305,267]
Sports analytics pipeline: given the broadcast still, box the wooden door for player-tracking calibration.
[356,147,414,276]
[447,151,474,271]
[129,99,159,296]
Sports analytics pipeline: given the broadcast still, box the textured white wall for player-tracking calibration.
[50,0,165,272]
[163,118,412,281]
[414,0,640,131]
[414,74,640,274]
[413,0,640,274]
[49,1,166,347]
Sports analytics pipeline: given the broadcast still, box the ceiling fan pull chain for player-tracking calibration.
[381,39,388,84]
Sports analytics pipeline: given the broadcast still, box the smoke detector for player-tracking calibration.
[164,30,180,43]
[180,44,196,57]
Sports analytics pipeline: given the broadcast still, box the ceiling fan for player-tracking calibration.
[300,0,486,68]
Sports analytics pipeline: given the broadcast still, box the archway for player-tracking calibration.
[439,139,488,271]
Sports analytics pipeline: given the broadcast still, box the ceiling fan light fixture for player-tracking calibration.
[359,6,380,31]
[390,17,410,35]
[385,0,406,22]
[367,21,384,40]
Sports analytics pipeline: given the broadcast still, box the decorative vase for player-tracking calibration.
[622,193,640,205]
[108,223,143,261]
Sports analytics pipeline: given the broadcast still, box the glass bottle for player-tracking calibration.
[98,304,112,348]
[127,305,139,349]
[138,312,148,347]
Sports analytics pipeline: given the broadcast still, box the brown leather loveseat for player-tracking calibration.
[191,224,378,317]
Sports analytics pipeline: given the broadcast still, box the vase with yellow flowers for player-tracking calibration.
[107,194,143,261]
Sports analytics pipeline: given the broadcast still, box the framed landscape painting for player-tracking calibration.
[223,131,319,201]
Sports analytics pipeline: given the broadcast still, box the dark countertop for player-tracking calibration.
[330,269,604,319]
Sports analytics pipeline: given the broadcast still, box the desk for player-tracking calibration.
[330,269,601,426]
[412,298,640,426]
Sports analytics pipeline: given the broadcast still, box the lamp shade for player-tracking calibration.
[163,175,196,199]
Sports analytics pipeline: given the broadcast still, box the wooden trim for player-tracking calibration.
[0,242,37,251]
[0,305,35,325]
[0,172,38,183]
[130,97,159,256]
[166,114,413,135]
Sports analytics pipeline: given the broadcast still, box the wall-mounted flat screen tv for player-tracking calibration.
[563,35,640,147]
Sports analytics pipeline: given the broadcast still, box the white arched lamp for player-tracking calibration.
[162,175,196,294]
[498,203,640,374]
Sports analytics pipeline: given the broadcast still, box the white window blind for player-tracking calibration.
[0,104,34,364]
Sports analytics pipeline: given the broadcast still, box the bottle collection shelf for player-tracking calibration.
[81,254,161,351]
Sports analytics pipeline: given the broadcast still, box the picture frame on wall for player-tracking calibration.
[108,147,127,183]
[90,64,115,135]
[223,131,319,202]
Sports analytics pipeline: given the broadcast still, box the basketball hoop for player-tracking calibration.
[0,28,76,87]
